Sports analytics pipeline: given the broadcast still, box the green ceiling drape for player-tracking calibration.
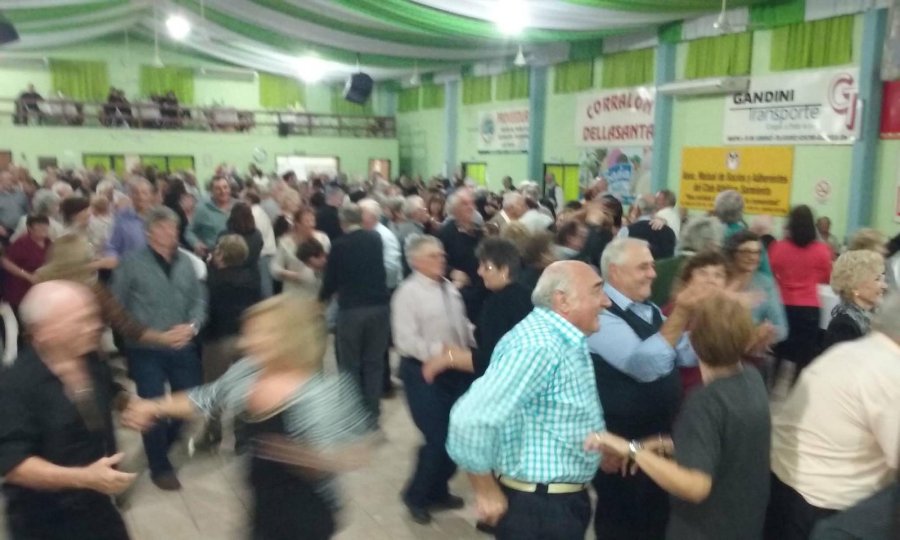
[462,75,492,105]
[139,66,195,103]
[749,0,805,29]
[685,32,752,79]
[49,59,109,101]
[770,15,854,71]
[602,48,655,88]
[421,84,445,110]
[398,87,420,113]
[554,60,594,94]
[495,69,530,101]
[258,73,306,109]
[330,87,374,115]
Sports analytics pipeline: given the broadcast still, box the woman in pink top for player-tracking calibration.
[768,205,833,385]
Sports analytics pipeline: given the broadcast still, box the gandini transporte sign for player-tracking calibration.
[575,87,656,148]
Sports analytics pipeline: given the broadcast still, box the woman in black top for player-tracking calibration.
[587,293,771,540]
[422,238,532,381]
[163,178,193,250]
[222,202,263,278]
[823,249,886,349]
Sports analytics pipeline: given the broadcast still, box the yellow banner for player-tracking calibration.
[679,146,794,216]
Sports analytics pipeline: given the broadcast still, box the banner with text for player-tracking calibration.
[575,87,656,148]
[477,108,529,153]
[724,67,860,145]
[680,147,794,216]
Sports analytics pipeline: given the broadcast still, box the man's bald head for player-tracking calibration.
[21,281,93,327]
[21,281,101,358]
[532,260,610,334]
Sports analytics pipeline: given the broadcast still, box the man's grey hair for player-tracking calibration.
[873,291,900,342]
[325,184,345,204]
[658,189,677,208]
[445,188,472,216]
[600,237,649,279]
[126,176,153,196]
[519,181,540,201]
[339,203,362,227]
[385,196,405,217]
[502,191,524,210]
[532,261,578,308]
[32,190,60,216]
[145,205,179,228]
[404,234,443,269]
[678,217,724,254]
[714,190,744,224]
[402,195,425,219]
[358,198,383,219]
[635,195,656,216]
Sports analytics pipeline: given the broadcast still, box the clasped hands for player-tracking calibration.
[584,431,673,477]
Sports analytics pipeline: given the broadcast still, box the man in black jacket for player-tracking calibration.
[316,183,345,241]
[319,203,390,427]
[626,194,676,260]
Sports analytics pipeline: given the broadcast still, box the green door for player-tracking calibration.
[463,162,487,186]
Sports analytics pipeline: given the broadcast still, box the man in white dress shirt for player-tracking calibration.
[654,189,680,239]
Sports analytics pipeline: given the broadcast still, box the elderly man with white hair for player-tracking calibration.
[587,237,705,540]
[626,194,676,260]
[447,260,611,539]
[392,234,475,524]
[518,181,554,233]
[438,188,486,321]
[487,191,526,234]
[0,281,136,539]
[393,195,429,277]
[765,291,900,540]
[359,198,402,291]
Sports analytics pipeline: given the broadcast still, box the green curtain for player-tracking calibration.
[139,66,195,104]
[398,87,420,113]
[495,69,530,101]
[258,73,306,109]
[421,83,445,109]
[554,60,593,94]
[684,32,752,79]
[602,48,655,88]
[462,75,492,105]
[330,86,374,115]
[49,59,109,101]
[771,16,854,71]
[749,0,805,29]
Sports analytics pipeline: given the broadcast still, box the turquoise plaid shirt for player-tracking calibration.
[447,307,605,483]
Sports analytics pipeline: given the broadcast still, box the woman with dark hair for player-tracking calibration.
[768,205,833,384]
[221,202,263,278]
[425,192,445,235]
[163,178,193,250]
[421,237,532,381]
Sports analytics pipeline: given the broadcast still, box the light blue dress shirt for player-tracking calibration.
[587,284,696,383]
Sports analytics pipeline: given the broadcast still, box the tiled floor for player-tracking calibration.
[1,347,485,540]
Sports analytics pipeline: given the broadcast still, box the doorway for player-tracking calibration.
[462,162,487,186]
[369,158,391,180]
[543,163,580,204]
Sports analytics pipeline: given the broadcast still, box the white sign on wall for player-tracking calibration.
[723,67,861,145]
[477,108,529,153]
[574,87,656,148]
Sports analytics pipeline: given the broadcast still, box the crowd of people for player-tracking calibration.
[0,160,897,540]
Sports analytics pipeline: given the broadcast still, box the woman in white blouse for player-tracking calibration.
[270,206,330,297]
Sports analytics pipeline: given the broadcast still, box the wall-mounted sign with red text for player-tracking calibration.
[575,87,656,148]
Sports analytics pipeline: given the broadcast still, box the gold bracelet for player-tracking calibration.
[447,348,455,367]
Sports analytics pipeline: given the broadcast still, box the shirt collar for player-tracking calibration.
[603,283,636,311]
[411,271,446,288]
[533,307,585,346]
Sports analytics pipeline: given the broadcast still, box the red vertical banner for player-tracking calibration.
[881,80,900,139]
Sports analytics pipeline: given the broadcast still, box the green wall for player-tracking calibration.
[0,125,398,183]
[544,57,604,166]
[397,107,445,177]
[456,96,530,191]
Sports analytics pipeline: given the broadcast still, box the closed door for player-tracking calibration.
[544,164,580,204]
[463,162,487,186]
[369,159,391,180]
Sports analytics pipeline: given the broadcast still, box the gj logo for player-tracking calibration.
[828,73,858,131]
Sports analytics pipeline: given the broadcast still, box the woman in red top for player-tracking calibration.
[768,205,833,385]
[2,215,52,316]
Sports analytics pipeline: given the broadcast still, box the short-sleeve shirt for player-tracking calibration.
[666,368,771,540]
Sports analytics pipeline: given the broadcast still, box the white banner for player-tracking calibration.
[723,67,861,145]
[575,87,656,148]
[477,108,529,153]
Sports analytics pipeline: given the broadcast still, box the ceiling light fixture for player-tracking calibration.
[166,14,191,40]
[494,0,529,36]
[514,45,527,67]
[295,55,328,84]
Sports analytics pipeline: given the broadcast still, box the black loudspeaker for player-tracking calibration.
[0,14,19,45]
[278,122,290,137]
[344,72,373,104]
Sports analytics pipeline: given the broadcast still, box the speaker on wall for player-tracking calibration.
[0,14,19,45]
[344,72,373,104]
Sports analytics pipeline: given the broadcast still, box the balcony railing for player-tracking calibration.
[1,98,396,139]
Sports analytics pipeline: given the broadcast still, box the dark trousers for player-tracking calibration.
[127,344,201,475]
[764,473,837,540]
[495,487,592,540]
[774,306,822,384]
[593,468,669,540]
[335,305,391,426]
[8,495,130,540]
[399,356,471,508]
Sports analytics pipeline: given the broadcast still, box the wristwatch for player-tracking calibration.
[628,439,643,460]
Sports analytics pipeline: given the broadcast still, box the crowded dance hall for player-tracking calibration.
[0,1,898,539]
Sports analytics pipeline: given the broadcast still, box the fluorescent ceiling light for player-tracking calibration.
[295,55,329,84]
[166,14,191,40]
[494,0,529,36]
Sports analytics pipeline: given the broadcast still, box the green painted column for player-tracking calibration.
[651,41,676,193]
[847,8,888,233]
[444,80,459,177]
[528,66,548,186]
